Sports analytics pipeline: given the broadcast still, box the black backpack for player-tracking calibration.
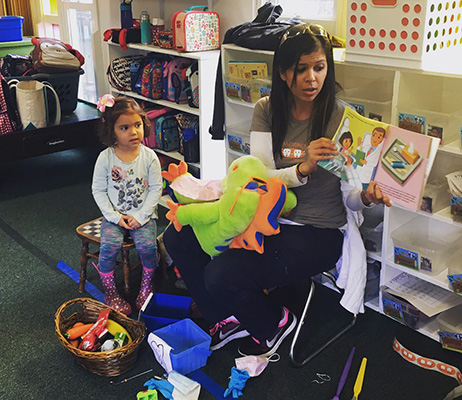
[0,73,22,134]
[1,54,33,77]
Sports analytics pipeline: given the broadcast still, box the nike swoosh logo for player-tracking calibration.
[218,326,239,340]
[266,334,279,348]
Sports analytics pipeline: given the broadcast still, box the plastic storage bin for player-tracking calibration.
[224,75,271,104]
[382,288,429,329]
[447,249,462,293]
[226,122,251,156]
[0,38,34,57]
[0,16,24,43]
[6,69,84,114]
[148,318,212,375]
[437,303,462,352]
[391,217,462,275]
[140,293,193,333]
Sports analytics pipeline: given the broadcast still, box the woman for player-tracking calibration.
[164,24,391,357]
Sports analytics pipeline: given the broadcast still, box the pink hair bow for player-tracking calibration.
[97,94,115,112]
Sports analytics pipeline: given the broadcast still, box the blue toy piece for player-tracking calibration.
[224,367,250,398]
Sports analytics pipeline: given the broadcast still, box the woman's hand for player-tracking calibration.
[361,181,392,207]
[298,138,338,176]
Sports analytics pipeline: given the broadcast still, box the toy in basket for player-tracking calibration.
[54,297,146,377]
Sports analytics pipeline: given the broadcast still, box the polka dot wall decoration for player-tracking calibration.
[345,0,462,68]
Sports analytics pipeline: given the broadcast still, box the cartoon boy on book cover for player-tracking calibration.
[356,126,386,189]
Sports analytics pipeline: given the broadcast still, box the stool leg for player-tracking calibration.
[122,249,131,297]
[79,241,89,293]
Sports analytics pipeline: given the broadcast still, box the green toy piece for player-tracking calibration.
[162,155,297,257]
[136,388,158,400]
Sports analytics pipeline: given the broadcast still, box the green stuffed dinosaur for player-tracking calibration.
[162,155,297,257]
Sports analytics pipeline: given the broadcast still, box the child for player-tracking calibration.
[92,95,163,314]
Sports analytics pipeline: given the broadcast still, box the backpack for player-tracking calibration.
[107,55,144,91]
[30,37,85,73]
[162,57,193,104]
[155,114,180,151]
[141,58,164,99]
[142,106,171,149]
[186,62,199,108]
[0,73,22,135]
[1,54,33,77]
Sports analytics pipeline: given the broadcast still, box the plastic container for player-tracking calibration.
[0,38,34,57]
[140,11,151,44]
[226,122,251,156]
[140,293,193,333]
[447,249,462,293]
[381,289,429,330]
[391,217,462,275]
[148,319,212,375]
[224,75,271,104]
[0,16,24,42]
[437,304,462,352]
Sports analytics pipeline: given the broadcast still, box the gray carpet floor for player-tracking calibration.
[1,145,461,400]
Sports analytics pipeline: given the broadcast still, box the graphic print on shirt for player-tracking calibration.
[281,141,306,160]
[111,165,147,213]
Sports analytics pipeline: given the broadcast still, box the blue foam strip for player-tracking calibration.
[55,261,105,303]
[188,370,227,400]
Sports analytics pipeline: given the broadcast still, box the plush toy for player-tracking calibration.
[162,155,297,257]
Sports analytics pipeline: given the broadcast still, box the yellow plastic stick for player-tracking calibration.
[352,357,367,400]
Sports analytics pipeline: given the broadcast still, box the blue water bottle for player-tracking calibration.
[120,0,133,29]
[140,11,151,44]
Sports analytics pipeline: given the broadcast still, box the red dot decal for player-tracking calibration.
[403,3,410,12]
[370,28,376,36]
[412,31,419,39]
[351,15,357,23]
[350,27,357,35]
[380,29,386,37]
[360,15,367,23]
[350,39,356,47]
[402,17,409,26]
[351,2,358,10]
[360,28,366,35]
[389,43,396,51]
[369,41,375,48]
[449,27,453,34]
[361,2,367,10]
[413,18,421,26]
[411,45,418,53]
[401,31,408,39]
[390,30,397,38]
[359,40,365,48]
[379,42,385,50]
[400,43,407,52]
[414,4,422,12]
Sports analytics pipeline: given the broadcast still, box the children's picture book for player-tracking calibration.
[318,107,440,211]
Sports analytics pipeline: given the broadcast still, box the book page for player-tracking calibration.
[374,125,434,211]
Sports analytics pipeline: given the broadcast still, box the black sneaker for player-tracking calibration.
[209,317,250,351]
[238,307,297,357]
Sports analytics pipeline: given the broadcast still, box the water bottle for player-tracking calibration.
[140,11,151,44]
[120,0,133,29]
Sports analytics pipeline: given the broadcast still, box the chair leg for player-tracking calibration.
[79,241,89,293]
[121,249,131,297]
[289,277,357,368]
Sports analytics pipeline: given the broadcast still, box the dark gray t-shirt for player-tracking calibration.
[250,96,349,228]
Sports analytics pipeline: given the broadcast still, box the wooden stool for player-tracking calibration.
[76,217,141,296]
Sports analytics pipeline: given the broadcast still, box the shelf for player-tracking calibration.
[225,97,256,109]
[393,203,462,227]
[365,296,380,312]
[440,139,462,157]
[384,260,450,291]
[367,251,382,263]
[154,149,200,169]
[382,312,440,341]
[110,89,201,116]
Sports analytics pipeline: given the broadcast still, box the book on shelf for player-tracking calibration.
[318,107,440,212]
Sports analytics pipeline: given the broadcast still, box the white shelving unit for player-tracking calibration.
[106,42,226,183]
[222,44,462,339]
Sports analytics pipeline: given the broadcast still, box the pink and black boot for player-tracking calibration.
[96,266,132,315]
[135,266,155,311]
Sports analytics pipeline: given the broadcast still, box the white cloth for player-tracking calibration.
[251,130,369,315]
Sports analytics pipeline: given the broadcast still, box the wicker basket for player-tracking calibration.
[55,297,146,377]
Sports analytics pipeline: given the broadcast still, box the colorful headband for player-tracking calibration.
[97,94,115,113]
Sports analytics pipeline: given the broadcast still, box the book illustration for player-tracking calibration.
[380,138,423,185]
[398,112,426,134]
[228,61,268,79]
[318,107,439,211]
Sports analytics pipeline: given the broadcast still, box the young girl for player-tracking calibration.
[164,24,391,357]
[92,95,163,315]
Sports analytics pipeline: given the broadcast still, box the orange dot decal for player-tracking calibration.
[402,17,409,25]
[379,42,385,49]
[361,2,368,10]
[350,27,357,35]
[351,2,358,10]
[412,31,419,39]
[400,43,407,51]
[413,18,421,26]
[401,31,408,39]
[390,30,397,38]
[360,15,367,23]
[369,41,375,48]
[411,44,418,52]
[403,3,410,12]
[414,4,422,12]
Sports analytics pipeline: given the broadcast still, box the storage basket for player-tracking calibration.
[7,69,84,114]
[54,297,146,377]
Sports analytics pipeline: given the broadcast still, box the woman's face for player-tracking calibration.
[279,48,328,105]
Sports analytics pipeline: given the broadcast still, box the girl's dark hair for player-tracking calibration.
[97,97,150,147]
[339,131,353,147]
[270,26,339,160]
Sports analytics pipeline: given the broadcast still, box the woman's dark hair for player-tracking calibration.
[339,131,353,147]
[97,97,150,147]
[270,25,339,160]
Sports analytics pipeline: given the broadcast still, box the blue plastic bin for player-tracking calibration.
[140,293,193,332]
[151,318,212,375]
[0,17,24,42]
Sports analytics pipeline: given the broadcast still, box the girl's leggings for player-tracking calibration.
[164,222,343,341]
[99,218,158,273]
